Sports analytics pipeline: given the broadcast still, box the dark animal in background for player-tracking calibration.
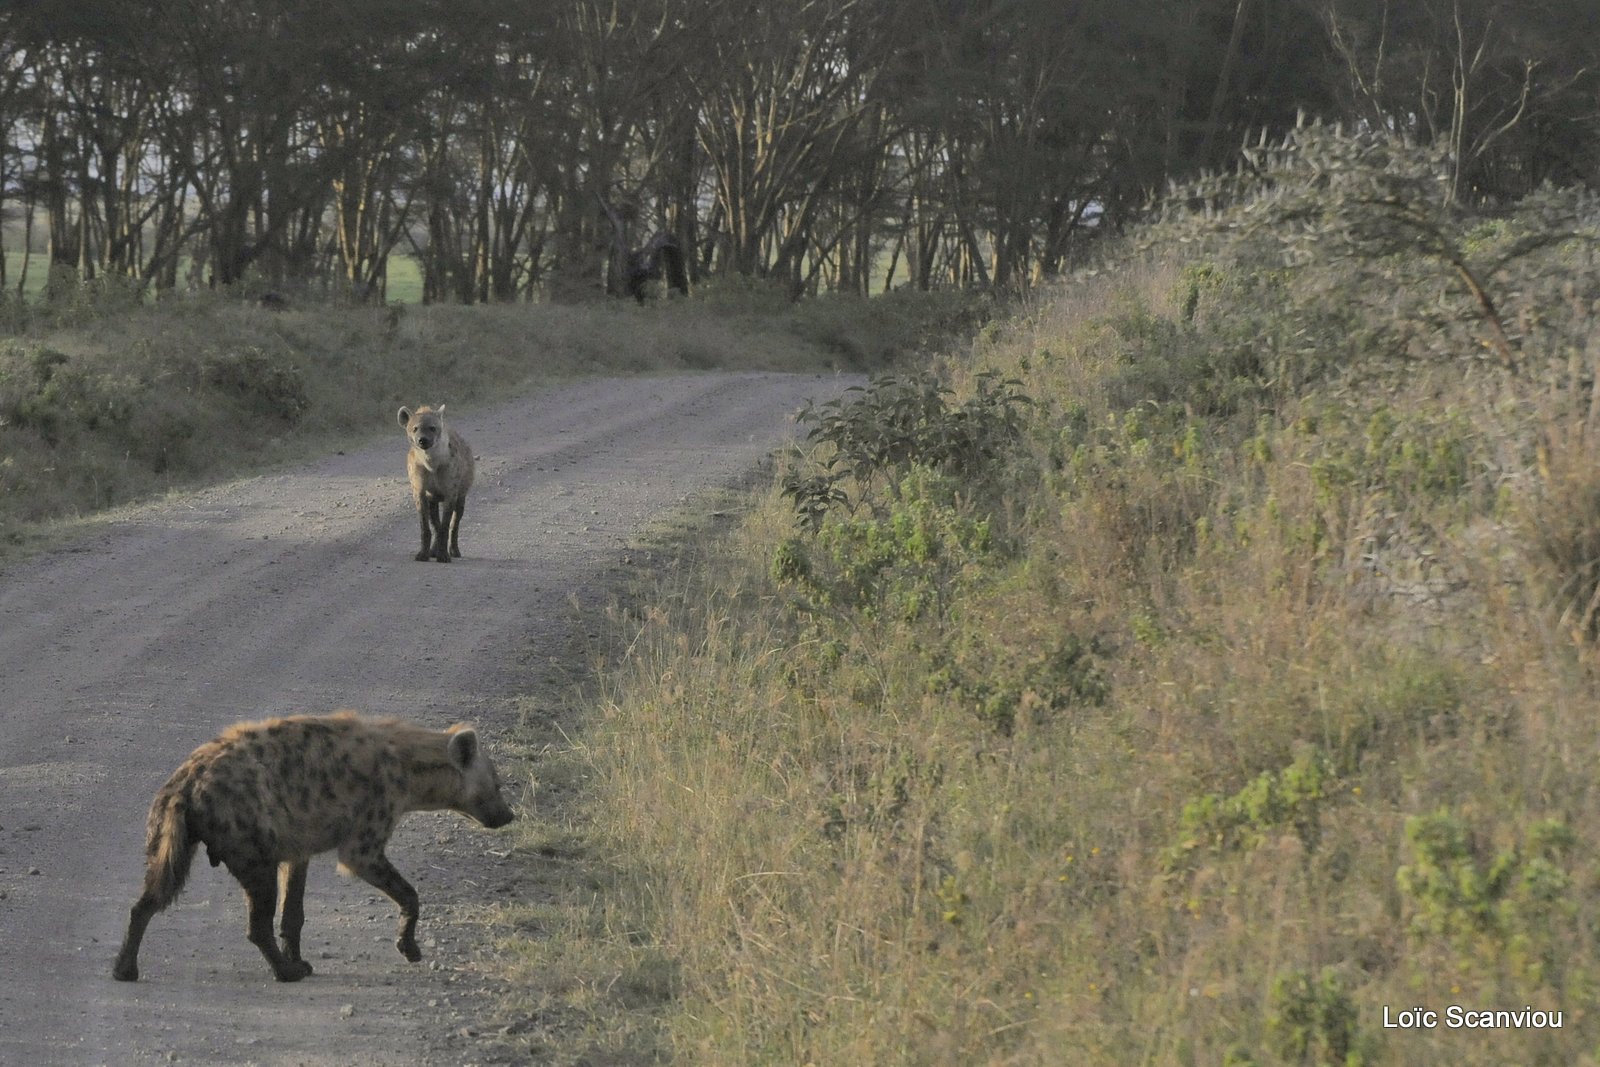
[398,404,475,562]
[624,231,689,304]
[597,190,690,303]
[111,711,516,983]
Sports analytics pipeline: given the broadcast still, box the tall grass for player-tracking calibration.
[559,170,1600,1063]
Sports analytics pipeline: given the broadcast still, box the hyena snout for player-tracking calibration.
[476,799,516,830]
[447,728,517,830]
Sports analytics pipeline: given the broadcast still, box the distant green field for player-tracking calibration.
[382,255,423,304]
[2,251,49,299]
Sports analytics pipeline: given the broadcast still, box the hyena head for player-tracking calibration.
[398,405,450,462]
[446,725,516,829]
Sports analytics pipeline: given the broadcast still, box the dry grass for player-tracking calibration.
[550,228,1600,1064]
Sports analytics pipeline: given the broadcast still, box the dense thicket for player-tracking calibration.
[1,0,1595,301]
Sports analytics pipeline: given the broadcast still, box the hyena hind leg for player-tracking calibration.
[235,863,312,982]
[111,893,163,981]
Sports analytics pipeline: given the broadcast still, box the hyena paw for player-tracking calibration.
[111,959,139,982]
[398,936,423,962]
[414,550,432,562]
[280,952,315,977]
[274,960,314,982]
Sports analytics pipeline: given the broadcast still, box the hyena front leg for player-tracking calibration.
[234,862,312,982]
[446,498,465,558]
[277,860,313,973]
[343,850,423,962]
[429,498,453,562]
[416,498,439,562]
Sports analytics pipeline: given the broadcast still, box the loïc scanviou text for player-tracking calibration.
[1383,1006,1563,1030]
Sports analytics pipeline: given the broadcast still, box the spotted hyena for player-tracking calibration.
[111,711,515,983]
[398,404,475,562]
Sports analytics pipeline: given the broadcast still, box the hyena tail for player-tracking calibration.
[113,785,199,980]
[142,785,198,906]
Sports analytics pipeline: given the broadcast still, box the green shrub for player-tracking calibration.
[1267,967,1366,1066]
[195,346,309,423]
[1397,811,1576,985]
[1167,748,1331,869]
[929,629,1108,735]
[780,466,996,622]
[784,369,1032,525]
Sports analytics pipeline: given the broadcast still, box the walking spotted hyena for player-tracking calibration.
[111,711,515,983]
[398,404,475,562]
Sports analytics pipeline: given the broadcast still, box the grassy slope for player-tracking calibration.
[562,226,1600,1063]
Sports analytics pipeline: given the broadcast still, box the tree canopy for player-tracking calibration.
[1,0,1594,301]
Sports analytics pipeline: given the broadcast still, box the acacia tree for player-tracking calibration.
[687,0,902,288]
[4,4,192,287]
[1315,0,1598,201]
[311,2,443,300]
[2,0,1592,306]
[0,19,34,292]
[887,0,1166,288]
[143,0,336,286]
[535,0,698,301]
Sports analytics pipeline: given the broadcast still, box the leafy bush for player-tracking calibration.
[1163,120,1598,380]
[928,628,1108,735]
[0,343,142,445]
[1397,812,1575,985]
[195,346,309,423]
[1166,748,1331,870]
[783,370,1032,526]
[1267,967,1366,1067]
[775,466,996,622]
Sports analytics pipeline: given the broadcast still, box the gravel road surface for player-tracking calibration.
[0,370,850,1066]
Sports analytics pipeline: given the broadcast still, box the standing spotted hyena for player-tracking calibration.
[398,404,475,562]
[111,711,515,983]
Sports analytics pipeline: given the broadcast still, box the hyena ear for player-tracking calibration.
[446,727,479,770]
[397,407,412,427]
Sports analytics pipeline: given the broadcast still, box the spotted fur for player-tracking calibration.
[112,711,515,982]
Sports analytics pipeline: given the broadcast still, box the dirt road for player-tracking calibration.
[0,371,850,1066]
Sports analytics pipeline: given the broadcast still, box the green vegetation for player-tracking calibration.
[528,131,1600,1064]
[0,285,970,546]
